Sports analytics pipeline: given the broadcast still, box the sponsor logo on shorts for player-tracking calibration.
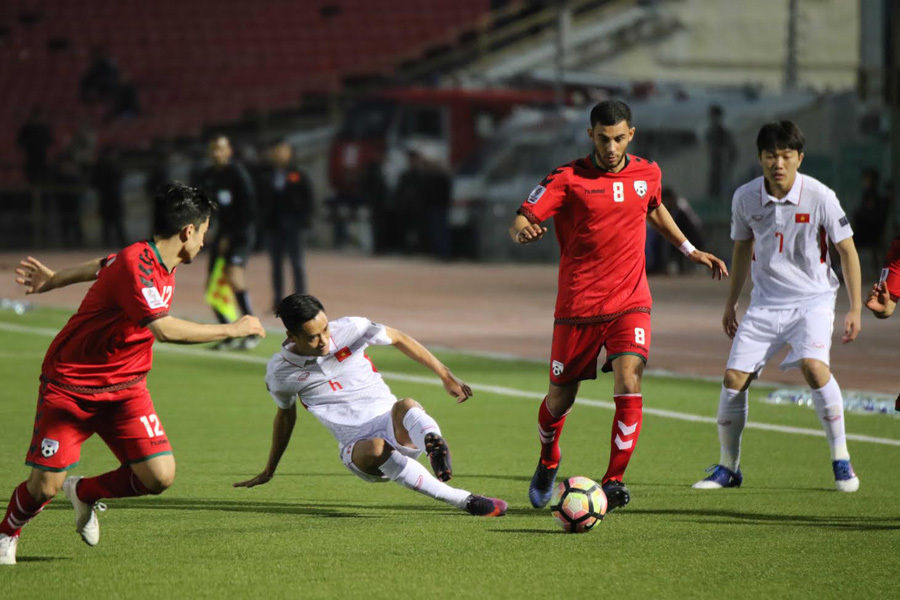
[752,215,764,221]
[40,438,59,458]
[151,438,169,446]
[586,188,606,194]
[812,342,826,349]
[552,360,564,377]
[527,185,546,204]
[839,216,849,227]
[633,180,647,197]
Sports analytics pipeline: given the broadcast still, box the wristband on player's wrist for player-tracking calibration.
[679,240,696,256]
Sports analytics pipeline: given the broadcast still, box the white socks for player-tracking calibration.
[716,386,748,472]
[378,450,469,509]
[811,376,850,461]
[401,407,441,452]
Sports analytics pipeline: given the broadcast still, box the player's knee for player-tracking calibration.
[30,479,61,503]
[799,360,831,388]
[723,369,753,391]
[353,438,393,473]
[394,397,421,416]
[141,468,176,495]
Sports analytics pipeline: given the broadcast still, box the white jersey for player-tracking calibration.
[731,174,853,309]
[265,317,396,438]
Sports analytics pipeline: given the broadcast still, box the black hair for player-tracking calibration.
[756,120,805,155]
[153,181,217,237]
[590,100,632,127]
[276,294,325,334]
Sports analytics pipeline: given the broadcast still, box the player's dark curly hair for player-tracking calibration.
[590,100,632,127]
[756,120,805,155]
[153,181,217,237]
[277,294,325,334]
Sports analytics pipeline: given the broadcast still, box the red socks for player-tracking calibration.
[603,394,643,483]
[537,397,569,467]
[77,467,151,504]
[0,482,51,537]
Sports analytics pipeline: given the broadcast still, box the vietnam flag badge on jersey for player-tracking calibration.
[335,347,352,362]
[795,213,810,223]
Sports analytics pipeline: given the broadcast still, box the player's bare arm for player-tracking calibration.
[646,204,729,279]
[15,256,104,294]
[384,326,473,403]
[147,314,265,344]
[509,214,548,245]
[866,282,896,319]
[834,237,862,343]
[723,239,754,339]
[233,404,297,488]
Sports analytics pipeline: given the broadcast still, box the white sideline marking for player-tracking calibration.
[2,321,899,447]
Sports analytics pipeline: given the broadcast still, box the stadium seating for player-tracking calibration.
[0,0,492,184]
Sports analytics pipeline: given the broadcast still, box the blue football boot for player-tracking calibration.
[692,464,743,489]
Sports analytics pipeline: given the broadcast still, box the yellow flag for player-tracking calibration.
[205,257,238,322]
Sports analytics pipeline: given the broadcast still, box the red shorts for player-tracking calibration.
[25,381,173,472]
[549,311,651,385]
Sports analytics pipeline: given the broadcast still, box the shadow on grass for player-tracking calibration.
[623,508,900,531]
[44,497,464,518]
[491,528,565,535]
[15,556,72,563]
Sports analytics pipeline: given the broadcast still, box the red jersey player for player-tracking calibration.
[0,182,265,565]
[865,235,900,411]
[510,100,728,512]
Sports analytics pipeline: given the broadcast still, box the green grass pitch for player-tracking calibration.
[1,309,898,598]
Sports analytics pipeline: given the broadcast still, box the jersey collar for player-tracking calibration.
[146,239,170,272]
[761,174,803,206]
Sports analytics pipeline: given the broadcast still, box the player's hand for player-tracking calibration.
[515,223,548,244]
[865,282,894,318]
[15,256,55,294]
[442,372,473,403]
[231,315,266,338]
[688,250,729,280]
[842,309,861,344]
[233,471,272,488]
[722,303,739,339]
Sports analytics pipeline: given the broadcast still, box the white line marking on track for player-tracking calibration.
[2,321,898,447]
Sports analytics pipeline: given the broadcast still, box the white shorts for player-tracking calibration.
[726,304,834,374]
[338,409,422,483]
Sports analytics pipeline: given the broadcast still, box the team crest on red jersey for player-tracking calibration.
[335,347,352,362]
[633,181,647,197]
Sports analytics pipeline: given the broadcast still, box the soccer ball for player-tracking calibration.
[550,476,607,533]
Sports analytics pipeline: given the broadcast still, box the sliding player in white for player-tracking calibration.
[693,120,862,492]
[235,293,507,516]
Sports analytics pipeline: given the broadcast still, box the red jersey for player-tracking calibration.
[519,154,662,322]
[41,241,176,400]
[882,236,900,301]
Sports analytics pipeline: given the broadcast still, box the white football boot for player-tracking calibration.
[0,533,17,565]
[62,476,105,546]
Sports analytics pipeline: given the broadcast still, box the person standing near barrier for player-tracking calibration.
[195,135,260,350]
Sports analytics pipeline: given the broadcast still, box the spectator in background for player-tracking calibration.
[194,135,260,349]
[394,148,428,254]
[79,47,120,106]
[258,139,313,311]
[852,167,889,273]
[16,106,53,184]
[91,145,126,248]
[52,151,85,248]
[108,74,140,122]
[361,157,395,255]
[661,187,705,274]
[706,104,737,201]
[67,123,98,177]
[421,154,453,260]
